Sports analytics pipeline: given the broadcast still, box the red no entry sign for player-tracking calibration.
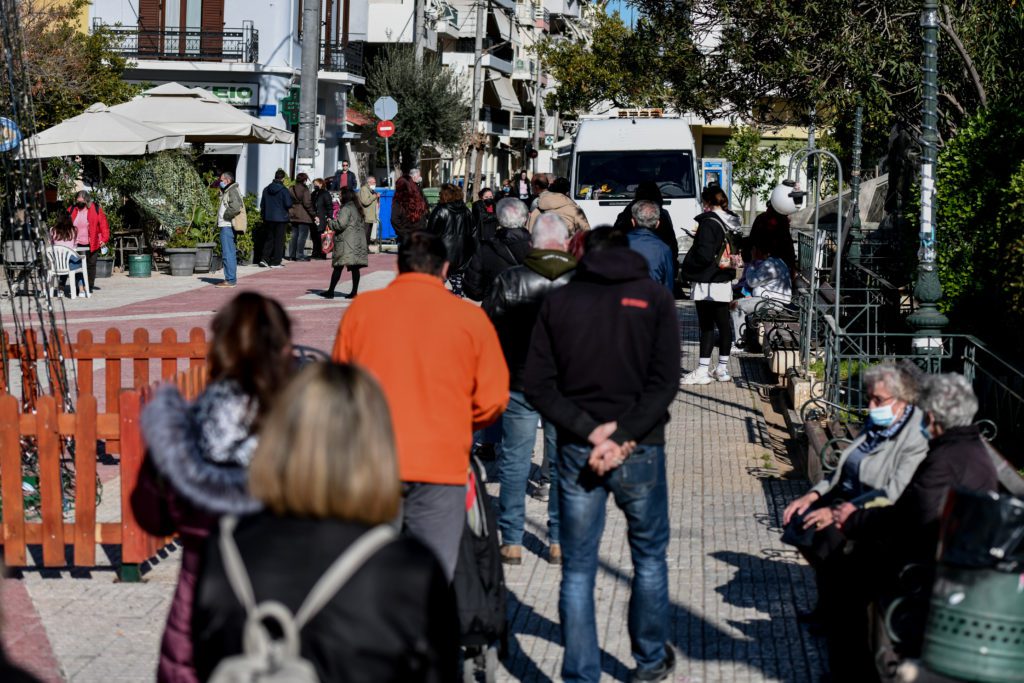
[376,120,396,138]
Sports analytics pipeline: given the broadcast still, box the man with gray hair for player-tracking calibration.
[215,171,244,287]
[483,212,576,565]
[463,198,531,301]
[627,199,675,290]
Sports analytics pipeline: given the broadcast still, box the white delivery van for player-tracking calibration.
[569,118,700,251]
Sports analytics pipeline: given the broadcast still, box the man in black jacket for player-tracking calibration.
[523,228,680,683]
[259,169,293,268]
[483,213,575,566]
[464,198,532,301]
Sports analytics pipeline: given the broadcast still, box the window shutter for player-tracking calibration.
[201,0,225,59]
[138,0,162,54]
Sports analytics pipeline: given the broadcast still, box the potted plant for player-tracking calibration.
[165,227,199,276]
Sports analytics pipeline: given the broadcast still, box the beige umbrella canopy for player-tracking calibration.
[109,83,294,144]
[19,103,186,158]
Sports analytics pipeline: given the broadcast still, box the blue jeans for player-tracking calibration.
[219,226,237,284]
[498,391,559,546]
[559,443,669,682]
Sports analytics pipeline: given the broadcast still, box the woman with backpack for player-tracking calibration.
[133,293,294,683]
[681,185,743,385]
[319,187,367,299]
[191,362,458,682]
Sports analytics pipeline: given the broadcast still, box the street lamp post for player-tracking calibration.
[847,105,864,264]
[906,0,949,346]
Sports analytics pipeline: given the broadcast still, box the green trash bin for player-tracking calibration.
[128,254,152,278]
[922,489,1024,682]
[422,187,440,209]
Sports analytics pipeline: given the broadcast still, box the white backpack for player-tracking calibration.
[208,516,397,683]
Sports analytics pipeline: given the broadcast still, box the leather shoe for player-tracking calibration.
[630,643,676,682]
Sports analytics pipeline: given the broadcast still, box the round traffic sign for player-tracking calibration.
[376,120,396,138]
[373,96,398,121]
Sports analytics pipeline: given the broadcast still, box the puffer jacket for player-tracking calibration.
[132,381,262,683]
[289,182,315,224]
[483,249,576,391]
[426,200,475,272]
[526,192,590,234]
[681,209,742,284]
[462,227,531,301]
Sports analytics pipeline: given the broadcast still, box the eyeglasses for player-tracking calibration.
[867,394,896,407]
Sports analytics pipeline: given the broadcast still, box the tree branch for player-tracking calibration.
[940,4,987,107]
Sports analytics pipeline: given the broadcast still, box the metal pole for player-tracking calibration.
[296,0,321,175]
[847,105,864,263]
[469,0,487,197]
[384,136,391,186]
[414,0,425,62]
[533,54,542,175]
[907,0,948,346]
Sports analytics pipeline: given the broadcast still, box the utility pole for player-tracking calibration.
[847,105,864,263]
[414,0,425,62]
[907,0,948,345]
[296,0,321,175]
[532,54,542,175]
[468,0,487,197]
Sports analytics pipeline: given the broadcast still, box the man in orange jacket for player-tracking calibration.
[332,232,509,579]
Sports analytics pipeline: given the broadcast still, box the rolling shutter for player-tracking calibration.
[200,0,225,58]
[138,0,162,54]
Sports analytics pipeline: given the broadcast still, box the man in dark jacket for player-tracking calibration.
[463,198,531,301]
[259,169,293,268]
[287,172,315,261]
[626,200,675,290]
[483,213,575,566]
[330,159,358,191]
[821,373,1000,682]
[523,228,680,683]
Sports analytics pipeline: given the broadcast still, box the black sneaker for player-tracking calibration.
[630,643,676,682]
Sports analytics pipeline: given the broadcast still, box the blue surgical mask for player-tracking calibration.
[219,181,227,189]
[920,415,933,441]
[869,404,895,428]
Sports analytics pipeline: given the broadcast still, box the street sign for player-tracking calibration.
[373,96,398,121]
[279,86,300,126]
[376,120,396,138]
[544,134,555,147]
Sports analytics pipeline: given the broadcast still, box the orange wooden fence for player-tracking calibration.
[0,330,210,575]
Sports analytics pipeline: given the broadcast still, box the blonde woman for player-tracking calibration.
[191,363,458,682]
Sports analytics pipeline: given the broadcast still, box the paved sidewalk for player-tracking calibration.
[5,269,826,680]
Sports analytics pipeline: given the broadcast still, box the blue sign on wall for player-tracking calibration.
[258,104,278,118]
[0,117,22,152]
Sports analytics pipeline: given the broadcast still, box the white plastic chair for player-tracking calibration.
[47,245,90,298]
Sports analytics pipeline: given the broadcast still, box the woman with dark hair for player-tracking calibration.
[516,170,531,201]
[311,177,334,260]
[321,186,368,299]
[391,175,428,239]
[681,185,742,385]
[426,182,475,296]
[50,210,83,295]
[288,173,315,261]
[132,292,293,683]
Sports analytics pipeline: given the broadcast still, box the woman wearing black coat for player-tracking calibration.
[426,182,475,297]
[192,363,458,683]
[311,178,334,260]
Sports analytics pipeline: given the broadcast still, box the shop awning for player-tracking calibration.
[492,8,512,41]
[487,76,522,113]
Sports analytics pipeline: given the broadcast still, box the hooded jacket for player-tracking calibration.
[132,382,262,683]
[260,180,293,223]
[681,209,742,284]
[483,249,576,391]
[526,192,591,234]
[523,247,680,446]
[462,227,532,301]
[426,200,475,272]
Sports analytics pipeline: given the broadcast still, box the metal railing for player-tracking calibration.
[97,24,259,63]
[320,40,364,75]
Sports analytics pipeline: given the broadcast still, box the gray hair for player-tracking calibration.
[862,362,919,403]
[631,200,660,230]
[919,373,978,428]
[532,213,569,249]
[496,198,529,229]
[220,171,235,182]
[409,168,422,181]
[75,190,91,203]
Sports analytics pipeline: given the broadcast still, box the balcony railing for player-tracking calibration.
[96,23,259,63]
[321,40,365,76]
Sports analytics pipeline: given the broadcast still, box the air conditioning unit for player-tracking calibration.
[317,114,326,139]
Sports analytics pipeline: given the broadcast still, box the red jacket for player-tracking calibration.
[68,203,110,252]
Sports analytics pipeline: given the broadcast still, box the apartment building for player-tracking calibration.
[88,0,367,193]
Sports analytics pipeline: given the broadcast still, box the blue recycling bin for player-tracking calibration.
[378,188,396,240]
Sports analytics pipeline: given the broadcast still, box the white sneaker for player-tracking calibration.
[712,366,732,382]
[681,367,712,385]
[730,344,745,355]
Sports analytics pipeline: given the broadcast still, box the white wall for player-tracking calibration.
[367,0,415,42]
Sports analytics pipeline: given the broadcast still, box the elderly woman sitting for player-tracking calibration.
[783,363,930,552]
[819,373,1000,682]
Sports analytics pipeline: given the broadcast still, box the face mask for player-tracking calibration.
[76,201,86,208]
[869,404,895,428]
[368,184,376,191]
[920,414,934,440]
[219,181,227,189]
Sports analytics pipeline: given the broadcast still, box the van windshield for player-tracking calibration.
[574,151,696,201]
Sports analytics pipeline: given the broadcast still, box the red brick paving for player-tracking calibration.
[2,578,62,683]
